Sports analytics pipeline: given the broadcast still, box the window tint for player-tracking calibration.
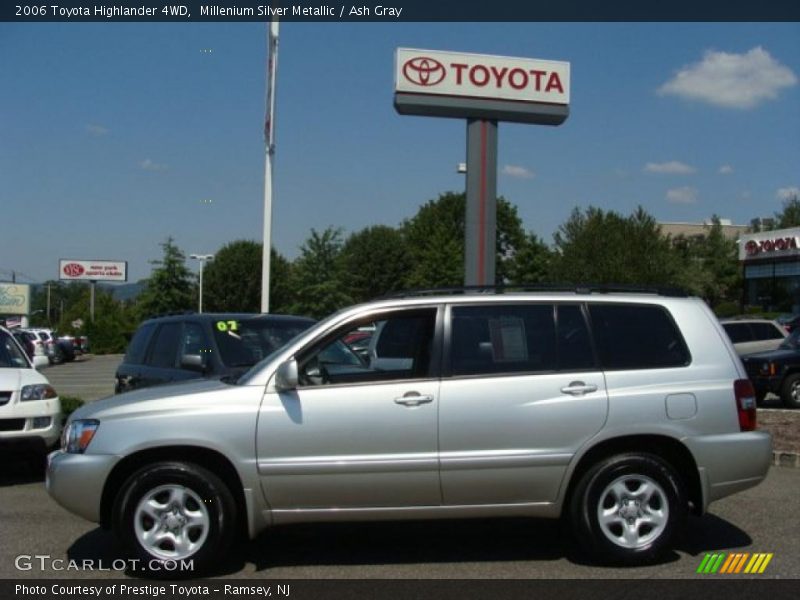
[723,323,753,344]
[213,318,313,368]
[558,305,595,371]
[147,323,181,369]
[298,309,436,386]
[451,304,556,376]
[124,323,156,365]
[0,332,29,369]
[589,304,690,370]
[180,323,210,358]
[751,322,784,341]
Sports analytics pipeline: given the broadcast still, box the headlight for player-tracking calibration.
[61,419,100,454]
[20,384,58,401]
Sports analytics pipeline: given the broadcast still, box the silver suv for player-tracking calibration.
[47,288,771,573]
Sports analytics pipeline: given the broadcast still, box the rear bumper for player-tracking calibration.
[685,431,772,511]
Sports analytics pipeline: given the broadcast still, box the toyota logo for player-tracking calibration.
[402,56,446,87]
[744,241,759,256]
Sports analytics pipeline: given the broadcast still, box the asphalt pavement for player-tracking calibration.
[42,354,122,402]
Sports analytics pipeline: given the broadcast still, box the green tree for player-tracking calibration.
[269,249,295,314]
[551,206,683,286]
[506,233,553,285]
[339,225,411,303]
[775,195,800,229]
[203,240,263,313]
[401,191,529,288]
[290,228,352,319]
[137,237,195,318]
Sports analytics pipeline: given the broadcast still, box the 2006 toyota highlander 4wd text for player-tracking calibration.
[47,288,772,574]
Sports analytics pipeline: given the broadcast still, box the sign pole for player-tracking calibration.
[260,18,279,314]
[464,119,498,286]
[89,281,95,322]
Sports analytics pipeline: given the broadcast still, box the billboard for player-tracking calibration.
[394,48,570,125]
[59,259,128,282]
[0,283,31,316]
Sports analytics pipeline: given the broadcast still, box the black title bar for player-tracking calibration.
[3,0,800,22]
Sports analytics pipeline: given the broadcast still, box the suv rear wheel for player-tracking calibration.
[780,373,800,409]
[570,453,686,564]
[113,461,236,576]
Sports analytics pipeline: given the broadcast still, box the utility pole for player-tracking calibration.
[260,18,279,313]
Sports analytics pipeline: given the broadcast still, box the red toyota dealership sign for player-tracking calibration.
[59,259,128,282]
[395,48,570,106]
[739,229,800,261]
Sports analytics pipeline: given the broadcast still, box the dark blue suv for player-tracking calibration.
[115,313,315,393]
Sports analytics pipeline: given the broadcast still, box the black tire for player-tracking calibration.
[113,461,237,578]
[569,453,687,565]
[780,374,800,409]
[51,347,64,365]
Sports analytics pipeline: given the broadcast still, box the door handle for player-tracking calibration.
[394,392,434,407]
[560,381,598,396]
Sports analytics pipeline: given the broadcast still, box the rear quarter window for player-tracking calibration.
[589,304,690,370]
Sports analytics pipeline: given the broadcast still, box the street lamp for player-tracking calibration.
[189,254,214,313]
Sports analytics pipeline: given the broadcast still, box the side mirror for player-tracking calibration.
[181,353,205,373]
[32,355,49,370]
[275,359,299,391]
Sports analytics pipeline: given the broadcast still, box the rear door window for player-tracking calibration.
[589,304,690,370]
[723,323,754,344]
[146,323,181,369]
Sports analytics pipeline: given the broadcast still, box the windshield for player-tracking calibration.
[212,318,314,368]
[0,331,31,369]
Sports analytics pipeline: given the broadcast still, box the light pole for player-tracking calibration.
[189,254,214,313]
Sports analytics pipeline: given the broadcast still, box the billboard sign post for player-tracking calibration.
[394,48,570,286]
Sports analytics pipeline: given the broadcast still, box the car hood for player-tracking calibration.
[741,348,799,363]
[70,377,242,422]
[0,367,47,391]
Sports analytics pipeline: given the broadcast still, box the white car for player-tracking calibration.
[0,326,62,453]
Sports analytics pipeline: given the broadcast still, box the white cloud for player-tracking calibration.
[86,123,109,136]
[502,165,535,179]
[140,158,168,172]
[666,187,699,204]
[718,165,734,175]
[644,161,696,175]
[777,187,800,201]
[658,47,797,109]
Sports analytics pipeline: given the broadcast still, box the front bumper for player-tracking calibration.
[0,412,61,448]
[685,431,772,511]
[46,450,121,523]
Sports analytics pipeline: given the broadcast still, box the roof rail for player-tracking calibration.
[377,284,689,300]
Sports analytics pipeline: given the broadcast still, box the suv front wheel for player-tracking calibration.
[570,453,687,564]
[113,461,236,576]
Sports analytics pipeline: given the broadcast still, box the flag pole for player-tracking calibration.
[261,18,279,313]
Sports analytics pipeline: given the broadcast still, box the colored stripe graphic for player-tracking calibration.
[697,552,773,574]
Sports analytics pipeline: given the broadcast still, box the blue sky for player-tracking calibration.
[1,22,798,284]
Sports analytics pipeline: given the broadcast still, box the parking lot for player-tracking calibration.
[0,354,796,579]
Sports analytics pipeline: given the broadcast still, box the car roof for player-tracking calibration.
[141,312,315,325]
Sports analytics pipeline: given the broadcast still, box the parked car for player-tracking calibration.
[720,318,787,355]
[58,334,88,356]
[741,327,800,408]
[114,312,315,393]
[11,330,36,360]
[0,326,61,456]
[48,288,771,575]
[24,328,75,364]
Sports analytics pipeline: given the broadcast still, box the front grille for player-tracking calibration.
[0,419,25,432]
[0,392,11,406]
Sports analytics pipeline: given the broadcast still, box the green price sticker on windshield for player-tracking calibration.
[216,320,239,332]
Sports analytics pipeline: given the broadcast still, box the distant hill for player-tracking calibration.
[101,281,144,301]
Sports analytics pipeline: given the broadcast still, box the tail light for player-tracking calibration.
[734,379,757,432]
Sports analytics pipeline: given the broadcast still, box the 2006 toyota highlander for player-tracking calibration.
[47,288,772,574]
